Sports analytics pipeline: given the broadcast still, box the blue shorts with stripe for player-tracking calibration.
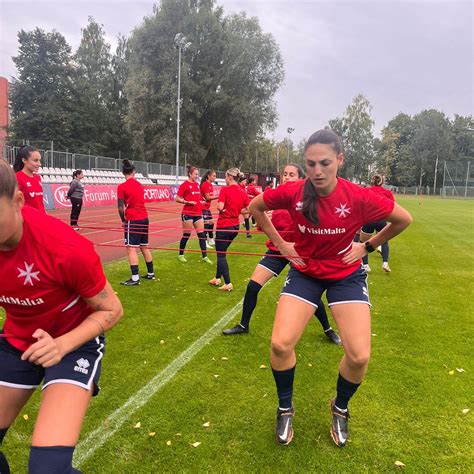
[0,334,105,396]
[280,267,370,309]
[124,218,149,247]
[258,249,289,276]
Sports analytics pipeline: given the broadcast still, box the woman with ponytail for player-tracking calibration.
[117,160,155,286]
[200,170,218,248]
[14,145,45,212]
[250,129,412,447]
[223,163,341,346]
[176,165,212,264]
[209,168,249,291]
[67,170,84,230]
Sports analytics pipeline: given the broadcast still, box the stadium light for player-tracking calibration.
[174,33,192,184]
[287,127,295,164]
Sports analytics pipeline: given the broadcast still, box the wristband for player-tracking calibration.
[365,241,376,253]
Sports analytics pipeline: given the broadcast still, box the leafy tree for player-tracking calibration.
[125,0,283,168]
[9,28,76,146]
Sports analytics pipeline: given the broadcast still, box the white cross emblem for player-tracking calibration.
[335,203,351,218]
[284,277,291,287]
[17,262,41,286]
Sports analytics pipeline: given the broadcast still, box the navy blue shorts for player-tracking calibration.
[258,249,289,277]
[280,267,370,309]
[202,209,213,221]
[0,335,105,396]
[124,218,149,247]
[361,220,387,234]
[181,214,203,223]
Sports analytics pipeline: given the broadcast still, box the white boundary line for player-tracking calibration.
[74,299,243,466]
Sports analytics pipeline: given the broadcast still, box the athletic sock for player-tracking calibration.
[130,265,139,282]
[0,427,9,474]
[146,260,154,275]
[335,372,361,410]
[205,223,214,239]
[179,234,190,255]
[314,301,330,331]
[244,218,250,233]
[362,254,369,265]
[272,365,295,409]
[197,232,207,257]
[240,280,262,328]
[29,446,78,474]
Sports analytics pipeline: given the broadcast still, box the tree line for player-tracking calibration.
[7,0,473,186]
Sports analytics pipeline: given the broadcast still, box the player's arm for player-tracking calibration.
[118,198,125,222]
[250,194,304,266]
[21,281,123,368]
[203,192,218,202]
[342,203,412,264]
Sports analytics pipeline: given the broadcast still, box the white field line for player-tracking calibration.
[74,299,243,466]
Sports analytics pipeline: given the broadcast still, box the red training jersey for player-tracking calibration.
[0,206,106,351]
[177,180,203,216]
[367,185,395,202]
[217,185,250,228]
[200,180,214,211]
[247,184,260,201]
[263,178,395,280]
[117,178,148,221]
[16,171,45,212]
[266,210,294,252]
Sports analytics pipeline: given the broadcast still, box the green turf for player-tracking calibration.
[3,196,473,473]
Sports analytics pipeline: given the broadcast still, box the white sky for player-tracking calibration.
[1,0,472,143]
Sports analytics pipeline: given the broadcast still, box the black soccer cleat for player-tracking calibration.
[120,278,140,286]
[275,406,295,445]
[222,324,249,335]
[330,399,350,447]
[141,274,156,280]
[325,328,342,345]
[246,234,252,239]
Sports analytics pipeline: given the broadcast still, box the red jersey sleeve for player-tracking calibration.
[59,241,107,299]
[177,182,187,198]
[262,181,295,211]
[360,189,395,223]
[117,183,125,200]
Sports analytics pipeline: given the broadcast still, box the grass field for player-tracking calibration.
[2,196,473,473]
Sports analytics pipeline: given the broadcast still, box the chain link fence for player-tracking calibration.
[3,145,226,178]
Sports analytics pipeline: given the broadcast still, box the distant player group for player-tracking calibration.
[0,130,412,472]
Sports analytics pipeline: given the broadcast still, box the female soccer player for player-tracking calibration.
[67,170,85,230]
[250,129,412,447]
[176,165,212,264]
[13,145,45,212]
[200,170,218,248]
[0,158,123,473]
[360,174,395,273]
[118,159,155,286]
[223,164,341,345]
[209,168,250,291]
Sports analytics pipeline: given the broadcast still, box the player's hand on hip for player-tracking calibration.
[277,241,305,267]
[342,242,367,264]
[21,329,65,368]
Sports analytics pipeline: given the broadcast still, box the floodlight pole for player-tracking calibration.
[174,34,191,185]
[287,127,294,164]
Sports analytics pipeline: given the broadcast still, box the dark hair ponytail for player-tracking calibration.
[13,145,37,172]
[122,159,135,175]
[200,169,215,185]
[72,169,82,179]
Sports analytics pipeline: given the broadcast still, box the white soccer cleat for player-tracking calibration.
[382,262,391,273]
[361,264,371,273]
[376,246,382,254]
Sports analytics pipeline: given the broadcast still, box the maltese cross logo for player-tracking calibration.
[335,203,351,218]
[284,277,291,287]
[17,262,41,286]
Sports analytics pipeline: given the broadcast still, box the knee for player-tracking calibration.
[346,349,370,369]
[271,338,294,359]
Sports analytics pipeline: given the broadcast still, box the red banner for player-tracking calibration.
[49,184,175,209]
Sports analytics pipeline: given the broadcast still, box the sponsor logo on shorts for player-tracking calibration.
[74,358,90,375]
[362,286,368,297]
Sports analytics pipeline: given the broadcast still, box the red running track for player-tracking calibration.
[48,202,184,264]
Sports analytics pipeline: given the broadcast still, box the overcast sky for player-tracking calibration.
[0,0,472,143]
